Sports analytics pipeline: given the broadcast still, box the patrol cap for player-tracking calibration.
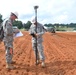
[31,16,36,23]
[11,12,18,18]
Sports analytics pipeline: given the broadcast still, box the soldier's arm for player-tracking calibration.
[37,25,45,36]
[6,22,13,36]
[29,25,34,35]
[29,25,36,37]
[37,31,44,36]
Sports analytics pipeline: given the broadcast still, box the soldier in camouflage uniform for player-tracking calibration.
[3,12,19,69]
[29,17,45,67]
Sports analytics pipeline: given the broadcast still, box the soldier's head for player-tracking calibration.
[31,16,37,25]
[10,12,18,20]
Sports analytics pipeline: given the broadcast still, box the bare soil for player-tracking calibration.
[0,31,76,75]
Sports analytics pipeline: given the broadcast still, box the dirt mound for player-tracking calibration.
[0,31,76,75]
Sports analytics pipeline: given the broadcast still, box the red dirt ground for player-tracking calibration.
[0,31,76,75]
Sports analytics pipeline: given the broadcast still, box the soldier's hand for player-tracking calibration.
[35,33,39,37]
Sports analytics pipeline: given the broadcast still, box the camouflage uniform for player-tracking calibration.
[3,19,14,64]
[0,24,2,29]
[29,22,45,61]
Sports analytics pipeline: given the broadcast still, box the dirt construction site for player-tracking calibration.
[0,31,76,75]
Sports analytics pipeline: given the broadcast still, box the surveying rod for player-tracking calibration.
[34,5,39,65]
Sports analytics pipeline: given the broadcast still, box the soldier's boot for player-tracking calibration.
[11,61,16,64]
[41,61,45,68]
[35,60,40,65]
[6,63,16,70]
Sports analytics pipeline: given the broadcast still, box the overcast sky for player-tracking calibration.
[0,0,76,24]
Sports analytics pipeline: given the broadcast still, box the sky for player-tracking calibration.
[0,0,76,24]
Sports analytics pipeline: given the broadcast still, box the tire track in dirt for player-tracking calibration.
[43,33,68,62]
[43,32,76,75]
[52,33,76,60]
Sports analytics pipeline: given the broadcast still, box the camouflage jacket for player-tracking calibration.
[3,18,14,42]
[29,22,45,43]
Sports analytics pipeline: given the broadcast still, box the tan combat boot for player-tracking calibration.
[41,61,45,68]
[11,61,16,64]
[35,60,40,65]
[6,63,16,70]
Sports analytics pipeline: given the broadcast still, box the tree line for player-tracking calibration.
[0,14,76,30]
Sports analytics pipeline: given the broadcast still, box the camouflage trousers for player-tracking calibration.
[4,41,13,64]
[32,42,45,61]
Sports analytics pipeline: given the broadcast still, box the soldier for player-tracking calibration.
[3,12,19,69]
[29,17,45,68]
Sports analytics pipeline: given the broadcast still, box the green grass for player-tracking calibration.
[56,27,74,31]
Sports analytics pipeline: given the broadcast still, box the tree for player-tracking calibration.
[24,21,31,30]
[13,20,23,29]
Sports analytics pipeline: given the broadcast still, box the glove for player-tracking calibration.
[30,33,36,37]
